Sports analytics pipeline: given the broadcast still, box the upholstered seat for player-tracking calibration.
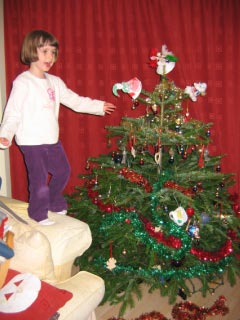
[0,196,105,320]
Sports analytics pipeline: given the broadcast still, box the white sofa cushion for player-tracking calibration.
[0,196,92,282]
[10,229,56,282]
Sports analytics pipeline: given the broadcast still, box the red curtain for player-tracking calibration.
[3,0,240,201]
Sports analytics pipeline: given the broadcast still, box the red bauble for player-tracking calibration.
[93,198,99,205]
[232,203,239,212]
[182,152,187,160]
[105,204,114,213]
[186,207,195,217]
[232,204,240,217]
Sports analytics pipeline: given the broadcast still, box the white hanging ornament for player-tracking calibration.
[130,146,136,158]
[152,265,162,270]
[106,257,117,271]
[154,148,162,166]
[121,148,127,164]
[204,148,210,161]
[169,206,188,226]
[155,137,162,171]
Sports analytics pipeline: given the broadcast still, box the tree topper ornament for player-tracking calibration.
[149,44,178,75]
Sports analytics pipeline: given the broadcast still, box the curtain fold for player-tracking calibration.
[3,0,240,201]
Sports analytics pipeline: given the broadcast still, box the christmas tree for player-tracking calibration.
[67,45,240,316]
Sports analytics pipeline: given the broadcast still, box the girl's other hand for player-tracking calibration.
[0,137,10,148]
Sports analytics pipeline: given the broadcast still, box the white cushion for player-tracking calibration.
[44,212,92,266]
[0,196,92,281]
[0,198,56,281]
[11,229,56,282]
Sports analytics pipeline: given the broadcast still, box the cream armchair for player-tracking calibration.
[0,196,104,320]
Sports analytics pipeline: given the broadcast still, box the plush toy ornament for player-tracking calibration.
[112,77,142,100]
[184,82,207,101]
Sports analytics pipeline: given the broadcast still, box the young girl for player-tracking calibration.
[0,30,116,225]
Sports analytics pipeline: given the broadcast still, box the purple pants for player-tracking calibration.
[19,142,71,222]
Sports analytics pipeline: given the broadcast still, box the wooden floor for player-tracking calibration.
[95,275,240,320]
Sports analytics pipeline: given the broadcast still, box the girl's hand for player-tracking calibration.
[0,137,10,148]
[103,102,116,114]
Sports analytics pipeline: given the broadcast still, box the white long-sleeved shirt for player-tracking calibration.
[0,71,105,147]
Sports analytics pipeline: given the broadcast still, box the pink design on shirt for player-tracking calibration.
[47,88,55,101]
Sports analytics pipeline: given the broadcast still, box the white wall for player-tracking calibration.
[0,0,12,197]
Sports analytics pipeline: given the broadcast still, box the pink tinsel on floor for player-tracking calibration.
[108,295,229,320]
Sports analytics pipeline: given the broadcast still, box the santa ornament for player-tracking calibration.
[112,77,142,100]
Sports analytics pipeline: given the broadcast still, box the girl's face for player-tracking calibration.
[29,44,57,78]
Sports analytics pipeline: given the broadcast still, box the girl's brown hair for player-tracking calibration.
[21,30,59,65]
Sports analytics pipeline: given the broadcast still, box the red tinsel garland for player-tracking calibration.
[190,239,233,262]
[163,180,202,196]
[171,295,229,320]
[108,296,229,320]
[119,167,153,193]
[141,216,182,249]
[86,169,234,261]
